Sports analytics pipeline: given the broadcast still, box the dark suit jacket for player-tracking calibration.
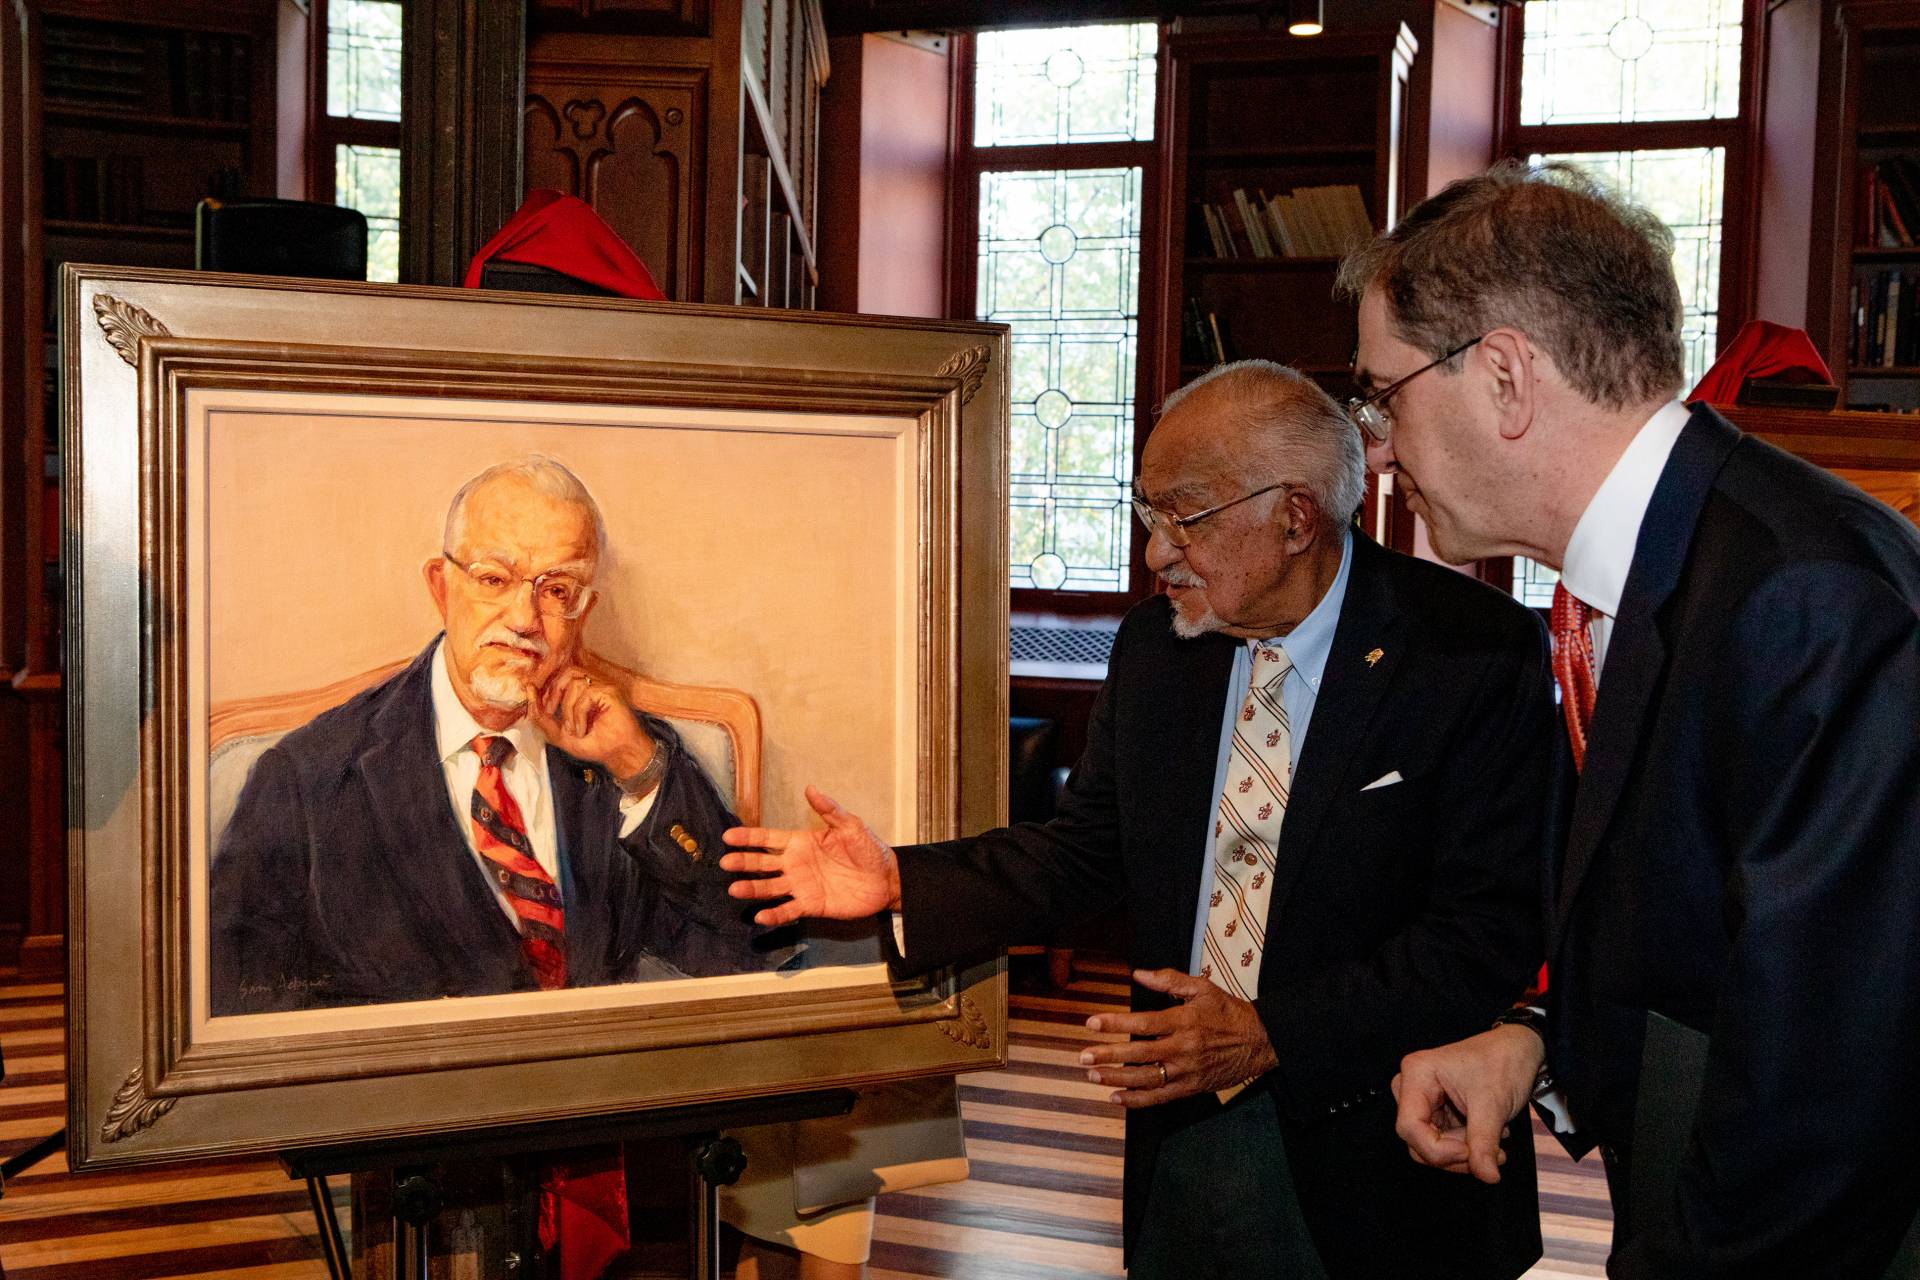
[210,639,778,1014]
[893,535,1551,1279]
[1545,406,1920,1278]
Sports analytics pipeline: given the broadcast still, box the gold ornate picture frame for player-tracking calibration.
[61,265,1009,1169]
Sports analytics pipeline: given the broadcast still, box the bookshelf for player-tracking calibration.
[1156,24,1416,544]
[1,0,280,977]
[1821,2,1920,412]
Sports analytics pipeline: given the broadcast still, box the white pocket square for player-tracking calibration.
[1360,770,1403,791]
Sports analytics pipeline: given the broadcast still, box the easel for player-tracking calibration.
[282,1087,856,1280]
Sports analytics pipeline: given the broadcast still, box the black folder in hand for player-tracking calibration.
[1633,1011,1920,1277]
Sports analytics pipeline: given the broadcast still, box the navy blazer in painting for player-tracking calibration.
[889,534,1551,1280]
[1544,406,1920,1277]
[209,639,778,1015]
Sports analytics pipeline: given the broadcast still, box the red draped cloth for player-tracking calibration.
[1688,320,1833,405]
[462,188,665,299]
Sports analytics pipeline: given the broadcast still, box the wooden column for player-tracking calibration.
[402,0,528,286]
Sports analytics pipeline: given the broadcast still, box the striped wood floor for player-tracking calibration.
[0,960,1611,1277]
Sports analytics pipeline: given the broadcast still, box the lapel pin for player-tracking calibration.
[1364,647,1384,668]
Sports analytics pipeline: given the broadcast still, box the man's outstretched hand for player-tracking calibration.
[1391,1024,1544,1183]
[721,786,902,925]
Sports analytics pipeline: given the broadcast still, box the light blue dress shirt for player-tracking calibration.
[1185,528,1354,975]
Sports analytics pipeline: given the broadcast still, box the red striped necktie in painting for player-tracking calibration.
[1550,583,1598,773]
[470,734,568,990]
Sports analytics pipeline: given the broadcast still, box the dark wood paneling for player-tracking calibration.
[531,0,711,36]
[401,0,528,286]
[525,46,708,299]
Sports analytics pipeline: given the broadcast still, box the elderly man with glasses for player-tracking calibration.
[210,455,775,1015]
[722,360,1553,1279]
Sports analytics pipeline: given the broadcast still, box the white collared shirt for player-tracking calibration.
[430,638,656,926]
[1557,400,1691,679]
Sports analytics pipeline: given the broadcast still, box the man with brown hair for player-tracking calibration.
[723,361,1552,1279]
[1345,162,1920,1277]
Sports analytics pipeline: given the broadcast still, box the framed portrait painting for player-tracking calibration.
[61,265,1010,1168]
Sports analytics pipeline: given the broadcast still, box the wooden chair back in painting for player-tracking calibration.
[207,654,762,848]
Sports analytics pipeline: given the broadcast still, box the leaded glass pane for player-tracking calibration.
[337,144,401,283]
[1520,0,1741,125]
[974,24,1157,147]
[1535,148,1723,387]
[1511,556,1562,609]
[327,0,403,121]
[979,168,1143,593]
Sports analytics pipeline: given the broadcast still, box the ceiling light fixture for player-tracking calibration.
[1287,0,1324,36]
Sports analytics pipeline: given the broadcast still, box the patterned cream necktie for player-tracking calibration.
[1201,639,1292,1000]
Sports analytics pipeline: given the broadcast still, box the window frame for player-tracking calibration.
[1497,0,1765,368]
[948,27,1171,616]
[307,0,403,212]
[1485,0,1768,599]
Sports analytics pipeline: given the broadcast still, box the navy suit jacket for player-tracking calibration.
[210,640,778,1014]
[890,535,1551,1279]
[1546,406,1920,1277]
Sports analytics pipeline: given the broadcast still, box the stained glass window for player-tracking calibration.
[1520,0,1742,126]
[1535,148,1724,387]
[978,168,1144,592]
[974,24,1157,147]
[337,144,401,283]
[327,1,402,121]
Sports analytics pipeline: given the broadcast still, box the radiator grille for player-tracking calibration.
[1010,624,1116,666]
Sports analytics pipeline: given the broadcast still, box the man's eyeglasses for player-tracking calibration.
[442,554,596,619]
[1345,335,1482,444]
[1130,483,1294,549]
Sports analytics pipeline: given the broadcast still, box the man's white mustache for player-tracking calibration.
[1160,567,1206,588]
[477,626,548,657]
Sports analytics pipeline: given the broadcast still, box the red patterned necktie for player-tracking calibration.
[470,734,567,989]
[1550,583,1598,773]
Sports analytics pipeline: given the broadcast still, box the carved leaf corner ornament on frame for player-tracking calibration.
[937,345,991,407]
[93,294,173,367]
[937,992,993,1050]
[100,1065,176,1144]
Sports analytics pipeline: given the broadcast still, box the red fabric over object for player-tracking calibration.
[1687,320,1833,406]
[538,1146,631,1280]
[462,188,666,300]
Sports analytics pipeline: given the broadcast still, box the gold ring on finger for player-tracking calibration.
[1155,1062,1168,1087]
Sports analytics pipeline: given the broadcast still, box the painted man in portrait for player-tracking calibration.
[210,455,780,1015]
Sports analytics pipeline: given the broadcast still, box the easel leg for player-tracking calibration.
[392,1168,442,1280]
[306,1174,351,1280]
[687,1135,746,1280]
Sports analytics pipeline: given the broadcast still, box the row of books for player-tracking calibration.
[1192,185,1372,260]
[1857,158,1920,249]
[1850,268,1920,369]
[1181,298,1236,365]
[43,23,253,123]
[43,154,146,225]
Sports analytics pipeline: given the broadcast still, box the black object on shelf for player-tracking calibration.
[196,197,368,282]
[478,259,621,297]
[1738,377,1842,410]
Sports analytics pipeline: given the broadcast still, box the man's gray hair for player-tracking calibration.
[443,455,609,566]
[1336,161,1685,409]
[1162,360,1366,531]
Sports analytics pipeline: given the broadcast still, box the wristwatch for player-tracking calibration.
[614,740,670,798]
[1491,1005,1555,1097]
